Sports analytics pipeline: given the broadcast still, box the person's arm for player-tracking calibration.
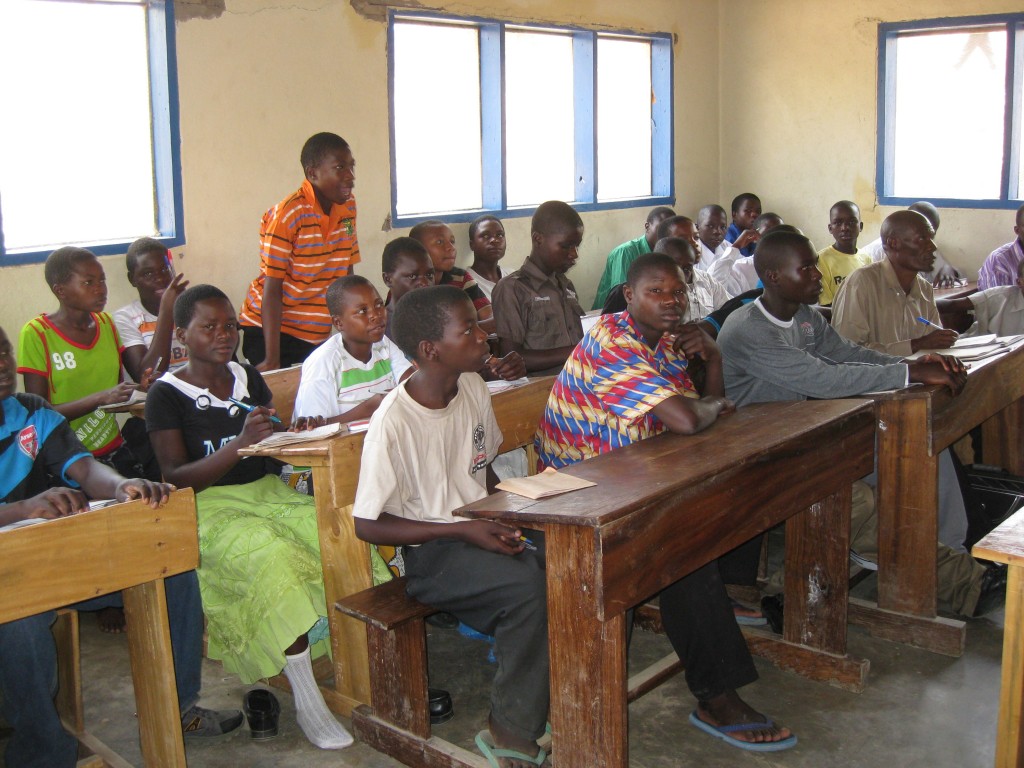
[257,276,284,371]
[930,250,962,288]
[936,295,974,314]
[22,372,135,419]
[65,456,174,507]
[121,273,189,383]
[708,245,745,297]
[497,339,575,373]
[354,512,524,556]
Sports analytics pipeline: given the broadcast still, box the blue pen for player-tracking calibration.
[228,397,282,423]
[916,316,944,331]
[518,535,537,551]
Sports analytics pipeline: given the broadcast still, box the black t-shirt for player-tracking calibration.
[145,364,274,487]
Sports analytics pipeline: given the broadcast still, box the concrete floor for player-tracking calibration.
[0,570,1005,767]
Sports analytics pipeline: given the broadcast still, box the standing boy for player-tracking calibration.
[240,132,359,370]
[591,205,675,309]
[491,201,586,375]
[353,286,550,765]
[816,200,871,306]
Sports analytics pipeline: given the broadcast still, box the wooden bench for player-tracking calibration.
[261,364,303,425]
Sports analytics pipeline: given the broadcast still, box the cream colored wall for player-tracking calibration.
[717,0,1021,277]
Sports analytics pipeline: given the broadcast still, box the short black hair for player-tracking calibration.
[753,230,814,279]
[392,285,469,361]
[408,220,446,244]
[532,201,582,236]
[300,132,350,172]
[697,204,727,226]
[326,274,373,315]
[125,237,166,274]
[653,236,697,264]
[829,200,860,220]
[45,246,97,287]
[468,215,503,240]
[626,252,680,287]
[174,284,230,328]
[646,206,676,225]
[731,193,761,216]
[753,212,784,231]
[655,215,694,241]
[382,237,429,273]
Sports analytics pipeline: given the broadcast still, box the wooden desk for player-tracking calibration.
[0,491,200,767]
[973,509,1024,768]
[852,342,1024,656]
[239,377,555,715]
[455,400,875,768]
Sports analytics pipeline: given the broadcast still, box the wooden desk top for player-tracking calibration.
[933,280,977,301]
[973,508,1024,566]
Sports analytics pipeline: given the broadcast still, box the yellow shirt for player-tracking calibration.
[817,245,872,306]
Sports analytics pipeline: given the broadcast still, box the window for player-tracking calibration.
[388,12,673,226]
[0,0,182,265]
[877,14,1024,209]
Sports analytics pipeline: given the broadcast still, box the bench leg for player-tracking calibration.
[53,610,84,734]
[362,618,430,739]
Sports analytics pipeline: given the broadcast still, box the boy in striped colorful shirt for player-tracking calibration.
[240,132,360,370]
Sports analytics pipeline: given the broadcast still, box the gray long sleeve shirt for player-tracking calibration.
[718,299,909,406]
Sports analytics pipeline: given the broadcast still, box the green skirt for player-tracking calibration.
[196,475,331,684]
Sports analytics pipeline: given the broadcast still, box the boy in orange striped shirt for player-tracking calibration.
[240,132,360,370]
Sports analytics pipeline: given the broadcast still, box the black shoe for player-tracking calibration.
[425,612,460,630]
[760,594,784,635]
[181,705,244,738]
[243,689,281,740]
[973,563,1008,618]
[428,687,454,725]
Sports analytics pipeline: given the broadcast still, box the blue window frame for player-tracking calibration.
[877,14,1024,210]
[0,0,183,266]
[388,11,674,227]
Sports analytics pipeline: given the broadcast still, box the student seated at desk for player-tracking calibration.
[146,284,358,750]
[862,201,962,288]
[536,253,795,752]
[710,211,784,297]
[466,215,509,302]
[591,205,675,309]
[410,220,495,333]
[977,203,1024,290]
[725,192,763,257]
[491,200,586,375]
[717,230,1005,619]
[0,323,243,767]
[939,259,1024,337]
[816,200,871,307]
[293,275,410,425]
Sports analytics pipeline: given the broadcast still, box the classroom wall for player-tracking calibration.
[717,0,1021,276]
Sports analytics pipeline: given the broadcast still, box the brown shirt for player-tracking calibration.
[491,255,585,375]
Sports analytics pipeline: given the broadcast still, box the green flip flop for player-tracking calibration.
[475,730,548,767]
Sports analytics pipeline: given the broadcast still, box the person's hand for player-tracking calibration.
[158,271,190,315]
[255,358,279,373]
[113,479,176,508]
[20,488,89,519]
[486,352,526,381]
[101,382,139,405]
[932,266,963,289]
[237,406,277,447]
[733,229,760,250]
[709,396,736,415]
[668,323,721,362]
[291,414,327,431]
[455,519,526,555]
[914,353,967,376]
[911,328,958,351]
[908,360,968,396]
[138,366,160,391]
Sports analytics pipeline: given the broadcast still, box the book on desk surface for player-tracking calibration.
[249,422,347,449]
[98,389,147,410]
[496,467,596,500]
[906,334,1024,362]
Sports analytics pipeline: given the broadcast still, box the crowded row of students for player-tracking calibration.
[3,129,1022,767]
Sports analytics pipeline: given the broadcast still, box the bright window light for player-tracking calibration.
[0,0,158,253]
[392,21,483,216]
[597,37,652,201]
[505,29,576,207]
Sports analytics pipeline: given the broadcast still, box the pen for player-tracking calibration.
[228,397,282,423]
[916,316,944,331]
[153,356,163,371]
[519,535,536,551]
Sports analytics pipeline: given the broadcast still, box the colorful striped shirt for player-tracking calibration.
[441,267,491,315]
[240,179,361,343]
[536,311,698,469]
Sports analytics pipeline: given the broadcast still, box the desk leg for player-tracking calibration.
[982,400,1024,476]
[313,450,372,716]
[996,564,1024,768]
[122,580,187,768]
[546,525,627,768]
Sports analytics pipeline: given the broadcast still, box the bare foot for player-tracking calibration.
[97,607,126,634]
[483,713,548,768]
[697,690,792,745]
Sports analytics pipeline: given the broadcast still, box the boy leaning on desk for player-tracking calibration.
[0,323,243,768]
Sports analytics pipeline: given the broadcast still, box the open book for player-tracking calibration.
[496,467,596,500]
[98,389,147,410]
[906,333,1024,362]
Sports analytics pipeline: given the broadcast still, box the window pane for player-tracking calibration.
[0,0,156,253]
[505,30,575,207]
[892,28,1006,200]
[597,37,652,201]
[392,21,482,216]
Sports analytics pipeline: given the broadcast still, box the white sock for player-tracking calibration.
[283,647,354,749]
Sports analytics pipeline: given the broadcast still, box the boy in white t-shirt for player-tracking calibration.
[294,275,410,424]
[352,285,548,767]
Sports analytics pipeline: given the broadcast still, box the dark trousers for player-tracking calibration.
[241,326,317,369]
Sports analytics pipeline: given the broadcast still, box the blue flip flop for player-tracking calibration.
[689,711,798,752]
[475,730,548,767]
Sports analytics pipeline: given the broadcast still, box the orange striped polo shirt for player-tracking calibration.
[240,179,361,343]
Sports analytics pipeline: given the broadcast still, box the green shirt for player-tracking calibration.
[592,234,652,310]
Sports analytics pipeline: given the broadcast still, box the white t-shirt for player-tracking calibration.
[353,373,502,529]
[113,300,189,376]
[293,333,406,419]
[968,286,1024,337]
[466,267,505,301]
